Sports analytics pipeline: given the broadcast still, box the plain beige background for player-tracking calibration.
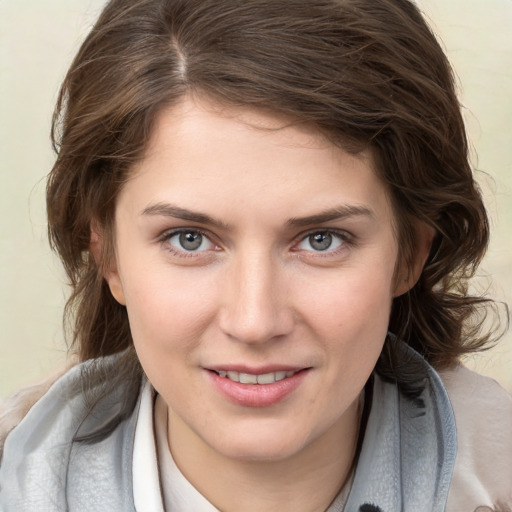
[0,0,511,398]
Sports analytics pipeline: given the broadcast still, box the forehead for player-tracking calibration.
[146,96,341,154]
[120,95,394,228]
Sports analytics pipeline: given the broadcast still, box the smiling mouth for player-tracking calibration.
[212,370,299,384]
[207,367,310,406]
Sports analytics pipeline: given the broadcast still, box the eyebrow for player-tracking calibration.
[141,202,374,229]
[141,202,231,230]
[286,205,375,227]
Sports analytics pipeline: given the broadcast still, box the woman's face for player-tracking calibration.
[107,96,412,464]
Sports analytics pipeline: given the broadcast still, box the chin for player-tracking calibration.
[220,441,304,463]
[207,425,310,463]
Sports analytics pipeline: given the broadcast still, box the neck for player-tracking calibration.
[165,396,363,512]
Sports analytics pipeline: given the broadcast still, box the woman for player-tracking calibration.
[0,0,511,510]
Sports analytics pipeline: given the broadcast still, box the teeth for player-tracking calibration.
[217,370,297,384]
[240,373,258,384]
[257,372,278,384]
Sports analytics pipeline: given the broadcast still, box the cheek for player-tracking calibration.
[299,263,395,332]
[296,262,395,377]
[120,264,218,355]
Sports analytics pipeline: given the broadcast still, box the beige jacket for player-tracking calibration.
[440,365,512,511]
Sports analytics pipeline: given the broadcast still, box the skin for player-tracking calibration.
[105,96,430,512]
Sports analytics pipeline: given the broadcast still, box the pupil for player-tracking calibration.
[310,232,332,251]
[180,231,202,250]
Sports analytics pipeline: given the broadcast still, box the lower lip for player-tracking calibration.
[206,369,310,408]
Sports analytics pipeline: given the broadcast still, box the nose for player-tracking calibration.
[218,249,294,345]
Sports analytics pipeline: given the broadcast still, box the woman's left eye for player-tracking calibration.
[295,231,346,253]
[164,229,215,253]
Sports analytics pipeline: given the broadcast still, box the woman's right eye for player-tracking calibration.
[164,229,215,254]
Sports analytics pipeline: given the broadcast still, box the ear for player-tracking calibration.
[393,221,435,297]
[90,224,126,306]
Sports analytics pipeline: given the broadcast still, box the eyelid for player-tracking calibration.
[158,227,220,256]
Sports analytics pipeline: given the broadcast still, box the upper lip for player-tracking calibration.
[204,364,309,374]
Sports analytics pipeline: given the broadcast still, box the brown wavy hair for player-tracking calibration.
[47,0,503,381]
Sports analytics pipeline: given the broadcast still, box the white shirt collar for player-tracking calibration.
[133,381,219,512]
[132,380,165,512]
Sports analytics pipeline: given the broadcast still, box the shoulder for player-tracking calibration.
[439,365,512,510]
[0,351,142,511]
[0,360,92,510]
[0,357,78,459]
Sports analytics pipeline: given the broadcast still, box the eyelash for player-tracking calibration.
[158,227,355,258]
[159,228,218,258]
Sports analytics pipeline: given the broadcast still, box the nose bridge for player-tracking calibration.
[219,246,291,343]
